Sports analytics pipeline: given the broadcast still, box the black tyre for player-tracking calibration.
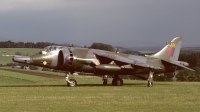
[147,81,153,87]
[112,78,123,86]
[67,79,77,87]
[103,79,108,85]
[112,80,115,86]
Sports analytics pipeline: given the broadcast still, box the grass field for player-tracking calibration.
[0,48,39,65]
[0,69,200,112]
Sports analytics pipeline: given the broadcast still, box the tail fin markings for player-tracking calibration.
[151,37,182,61]
[167,42,176,57]
[150,37,194,71]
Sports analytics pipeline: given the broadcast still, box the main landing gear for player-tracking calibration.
[65,72,77,87]
[147,71,154,87]
[102,75,108,85]
[64,71,153,87]
[112,75,123,86]
[102,75,123,86]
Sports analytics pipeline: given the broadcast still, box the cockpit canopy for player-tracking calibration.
[38,46,64,54]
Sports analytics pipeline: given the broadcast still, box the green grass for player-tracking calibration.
[0,48,39,55]
[0,70,52,83]
[0,48,39,65]
[0,70,200,112]
[0,55,13,65]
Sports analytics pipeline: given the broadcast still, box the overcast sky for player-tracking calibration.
[0,0,199,47]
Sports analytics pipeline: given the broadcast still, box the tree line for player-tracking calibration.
[0,40,142,55]
[0,40,57,48]
[90,42,142,55]
[90,43,115,52]
[175,52,200,82]
[2,40,200,82]
[179,52,200,68]
[176,67,200,82]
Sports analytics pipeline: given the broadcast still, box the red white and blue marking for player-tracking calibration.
[168,43,176,57]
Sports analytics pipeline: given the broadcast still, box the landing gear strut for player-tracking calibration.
[147,71,154,87]
[112,75,123,86]
[65,72,77,87]
[102,75,108,85]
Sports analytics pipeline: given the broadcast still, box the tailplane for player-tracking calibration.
[151,37,182,61]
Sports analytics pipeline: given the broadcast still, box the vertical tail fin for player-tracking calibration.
[151,37,182,61]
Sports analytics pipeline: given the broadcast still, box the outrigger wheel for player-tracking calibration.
[147,81,153,87]
[67,79,77,87]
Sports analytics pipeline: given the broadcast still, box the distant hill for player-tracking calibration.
[61,43,83,47]
[116,46,200,54]
[114,46,144,55]
[120,46,200,52]
[61,43,70,46]
[128,46,163,52]
[114,46,133,51]
[62,43,200,53]
[181,47,200,53]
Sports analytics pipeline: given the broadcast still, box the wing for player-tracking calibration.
[93,52,162,70]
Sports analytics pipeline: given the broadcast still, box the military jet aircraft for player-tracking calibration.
[13,37,194,87]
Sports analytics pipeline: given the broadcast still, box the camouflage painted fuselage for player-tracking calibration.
[13,47,174,76]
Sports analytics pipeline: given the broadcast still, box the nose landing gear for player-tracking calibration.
[65,72,77,87]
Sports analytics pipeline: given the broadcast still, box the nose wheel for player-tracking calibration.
[65,72,77,87]
[67,79,77,87]
[147,81,153,87]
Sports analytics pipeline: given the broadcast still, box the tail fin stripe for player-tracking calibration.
[168,47,175,57]
[168,47,172,57]
[171,47,175,57]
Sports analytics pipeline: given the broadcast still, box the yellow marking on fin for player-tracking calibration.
[170,42,176,47]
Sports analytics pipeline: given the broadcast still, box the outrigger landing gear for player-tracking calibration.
[102,75,108,85]
[112,75,123,86]
[147,71,154,87]
[65,72,77,87]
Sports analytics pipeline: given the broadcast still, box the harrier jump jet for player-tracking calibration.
[13,37,194,87]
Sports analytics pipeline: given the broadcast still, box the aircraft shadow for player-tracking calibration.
[78,83,147,87]
[0,85,67,88]
[0,83,171,88]
[77,83,171,87]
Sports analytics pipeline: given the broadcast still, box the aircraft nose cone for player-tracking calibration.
[13,55,31,64]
